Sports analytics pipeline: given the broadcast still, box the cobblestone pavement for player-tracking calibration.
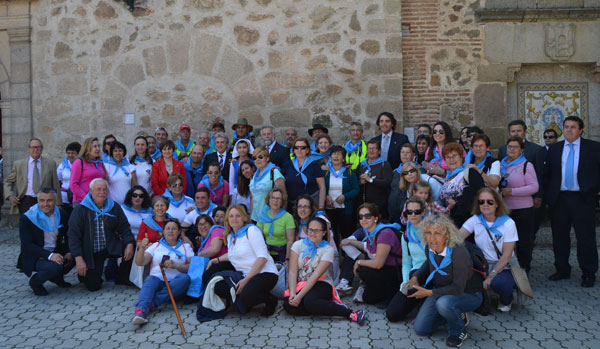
[1,227,599,349]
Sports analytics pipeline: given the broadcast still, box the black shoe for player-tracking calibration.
[581,275,595,288]
[548,271,570,281]
[261,295,278,317]
[446,331,468,347]
[50,277,72,288]
[29,275,49,296]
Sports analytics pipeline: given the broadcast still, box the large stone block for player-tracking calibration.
[238,108,264,125]
[167,33,190,74]
[361,58,402,75]
[384,0,402,14]
[263,72,316,88]
[367,17,402,34]
[385,35,402,53]
[585,0,600,7]
[57,76,87,96]
[477,64,520,82]
[143,46,167,77]
[11,63,31,83]
[214,46,254,86]
[114,60,146,88]
[193,34,222,76]
[41,97,72,117]
[270,108,311,127]
[360,40,380,55]
[366,100,402,120]
[94,1,118,19]
[54,42,73,59]
[473,83,506,128]
[310,6,335,29]
[384,78,402,96]
[234,26,260,46]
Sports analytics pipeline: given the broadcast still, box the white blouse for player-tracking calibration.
[227,225,278,276]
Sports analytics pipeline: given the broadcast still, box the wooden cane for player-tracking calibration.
[160,256,187,338]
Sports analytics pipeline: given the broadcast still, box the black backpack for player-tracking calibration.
[464,241,492,316]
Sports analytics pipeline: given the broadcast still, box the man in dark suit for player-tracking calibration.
[370,112,409,170]
[20,188,73,295]
[543,116,600,288]
[260,126,289,168]
[202,133,232,180]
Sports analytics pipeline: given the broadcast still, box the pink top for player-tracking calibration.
[503,162,538,210]
[198,180,230,206]
[200,226,227,258]
[69,158,106,203]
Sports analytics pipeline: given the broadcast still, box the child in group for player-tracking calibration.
[400,181,449,225]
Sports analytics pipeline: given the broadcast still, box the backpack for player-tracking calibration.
[464,241,492,316]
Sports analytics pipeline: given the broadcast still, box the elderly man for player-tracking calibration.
[184,145,205,197]
[20,188,73,296]
[260,126,289,168]
[202,133,232,180]
[68,178,134,291]
[175,124,195,160]
[344,121,367,170]
[154,127,169,148]
[5,138,61,215]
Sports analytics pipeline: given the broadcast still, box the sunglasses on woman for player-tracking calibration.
[478,199,495,205]
[405,209,424,216]
[131,193,145,199]
[433,130,445,135]
[401,168,418,176]
[294,145,308,150]
[358,213,373,220]
[252,155,264,161]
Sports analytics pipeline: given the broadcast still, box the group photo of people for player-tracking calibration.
[7,112,599,347]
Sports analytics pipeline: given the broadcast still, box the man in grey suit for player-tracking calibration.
[4,138,61,215]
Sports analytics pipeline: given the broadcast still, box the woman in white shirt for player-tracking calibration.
[205,205,279,316]
[104,142,134,205]
[130,136,154,195]
[122,186,153,239]
[459,187,517,312]
[163,173,195,223]
[56,141,81,213]
[132,219,192,325]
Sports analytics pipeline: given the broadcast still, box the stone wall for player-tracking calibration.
[27,0,404,160]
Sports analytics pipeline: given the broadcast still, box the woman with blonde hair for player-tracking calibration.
[70,137,106,204]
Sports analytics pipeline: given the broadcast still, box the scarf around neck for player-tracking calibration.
[80,193,115,220]
[425,246,453,286]
[301,237,330,260]
[257,206,287,238]
[24,204,63,232]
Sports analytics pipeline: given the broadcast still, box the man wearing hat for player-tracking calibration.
[308,124,328,152]
[231,118,255,150]
[175,124,195,160]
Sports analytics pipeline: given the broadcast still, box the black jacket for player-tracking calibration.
[19,208,70,277]
[203,151,232,180]
[268,142,291,169]
[371,132,410,170]
[68,202,134,269]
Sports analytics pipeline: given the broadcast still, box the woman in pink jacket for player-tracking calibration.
[499,136,539,273]
[69,137,106,203]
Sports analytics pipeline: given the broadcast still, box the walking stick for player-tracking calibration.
[160,255,187,338]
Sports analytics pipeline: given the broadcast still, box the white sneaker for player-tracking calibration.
[497,303,511,312]
[336,279,353,295]
[353,284,365,303]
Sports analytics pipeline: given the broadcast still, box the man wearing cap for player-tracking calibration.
[370,112,409,170]
[231,118,255,150]
[260,126,289,168]
[175,124,195,160]
[308,124,328,152]
[206,121,225,155]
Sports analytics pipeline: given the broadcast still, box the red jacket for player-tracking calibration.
[151,158,187,196]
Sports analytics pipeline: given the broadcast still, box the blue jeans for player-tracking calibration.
[135,274,191,312]
[491,270,515,306]
[414,292,483,337]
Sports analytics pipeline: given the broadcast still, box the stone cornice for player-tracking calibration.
[476,8,600,22]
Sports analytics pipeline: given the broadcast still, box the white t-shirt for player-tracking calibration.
[486,160,501,178]
[462,215,518,263]
[105,163,133,205]
[166,197,195,224]
[291,239,335,285]
[145,241,192,281]
[131,159,153,195]
[56,162,72,204]
[183,206,216,226]
[227,225,278,276]
[328,176,344,209]
[123,208,152,239]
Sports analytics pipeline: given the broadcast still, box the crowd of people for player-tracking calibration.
[7,113,600,347]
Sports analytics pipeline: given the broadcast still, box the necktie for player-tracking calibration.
[33,159,41,194]
[218,154,224,170]
[565,143,574,189]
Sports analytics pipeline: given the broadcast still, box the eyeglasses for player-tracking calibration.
[405,209,424,216]
[506,145,521,150]
[444,154,461,161]
[307,229,325,234]
[171,182,185,187]
[358,213,373,220]
[29,146,43,149]
[206,171,220,175]
[252,155,264,161]
[297,205,311,209]
[433,130,445,135]
[197,221,211,227]
[294,146,308,150]
[478,199,495,206]
[544,135,556,139]
[467,133,477,138]
[269,197,282,201]
[131,193,145,199]
[401,168,418,176]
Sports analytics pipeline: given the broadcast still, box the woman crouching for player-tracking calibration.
[407,215,483,348]
[285,217,366,325]
[132,219,192,325]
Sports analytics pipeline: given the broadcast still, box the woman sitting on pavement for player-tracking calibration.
[203,205,279,316]
[338,203,402,305]
[459,188,517,312]
[256,188,296,263]
[284,217,366,325]
[132,219,192,325]
[386,197,428,322]
[408,215,483,348]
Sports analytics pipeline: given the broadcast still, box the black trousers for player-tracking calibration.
[386,270,422,322]
[340,255,359,283]
[18,195,38,215]
[283,281,351,318]
[358,265,401,304]
[551,192,598,277]
[78,250,109,292]
[326,208,354,245]
[510,207,535,271]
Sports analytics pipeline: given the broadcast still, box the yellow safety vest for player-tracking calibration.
[345,140,367,170]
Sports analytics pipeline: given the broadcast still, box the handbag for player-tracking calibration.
[129,249,150,288]
[483,227,534,299]
[187,256,210,298]
[270,262,288,299]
